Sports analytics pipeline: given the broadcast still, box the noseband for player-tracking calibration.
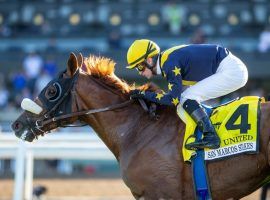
[28,69,133,138]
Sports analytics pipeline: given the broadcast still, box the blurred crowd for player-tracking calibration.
[0,25,268,112]
[0,51,58,111]
[0,0,269,39]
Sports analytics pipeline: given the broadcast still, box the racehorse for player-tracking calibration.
[12,53,270,200]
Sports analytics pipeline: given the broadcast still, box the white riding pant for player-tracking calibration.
[179,52,248,105]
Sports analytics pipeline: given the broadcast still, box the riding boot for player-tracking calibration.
[183,99,220,150]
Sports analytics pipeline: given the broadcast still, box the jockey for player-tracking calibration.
[126,39,248,150]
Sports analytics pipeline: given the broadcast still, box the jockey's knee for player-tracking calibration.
[231,67,248,90]
[239,67,248,87]
[229,61,248,89]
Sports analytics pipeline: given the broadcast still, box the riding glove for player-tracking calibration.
[129,89,145,99]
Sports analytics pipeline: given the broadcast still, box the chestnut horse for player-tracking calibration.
[12,53,270,200]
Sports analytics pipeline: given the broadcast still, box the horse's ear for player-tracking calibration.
[77,53,83,68]
[67,52,78,77]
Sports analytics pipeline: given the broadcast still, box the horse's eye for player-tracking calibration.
[45,86,57,99]
[44,82,62,102]
[48,88,56,96]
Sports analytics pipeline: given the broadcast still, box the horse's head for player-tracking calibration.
[12,53,85,142]
[12,52,131,142]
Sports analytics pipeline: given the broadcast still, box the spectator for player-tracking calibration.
[41,21,53,36]
[0,73,9,110]
[11,71,27,93]
[22,51,43,95]
[44,56,58,77]
[0,24,12,37]
[190,28,206,44]
[258,25,270,53]
[57,160,73,175]
[35,70,52,95]
[46,37,58,52]
[162,1,185,35]
[107,30,122,50]
[0,85,9,109]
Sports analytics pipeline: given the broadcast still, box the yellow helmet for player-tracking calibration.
[126,39,160,69]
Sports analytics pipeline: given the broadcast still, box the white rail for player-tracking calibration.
[0,132,115,200]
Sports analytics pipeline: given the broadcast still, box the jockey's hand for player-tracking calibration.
[129,89,145,99]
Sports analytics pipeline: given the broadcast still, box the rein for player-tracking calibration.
[40,99,133,127]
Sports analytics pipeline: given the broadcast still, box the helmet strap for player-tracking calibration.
[144,54,159,73]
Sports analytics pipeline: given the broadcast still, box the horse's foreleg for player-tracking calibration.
[131,191,144,200]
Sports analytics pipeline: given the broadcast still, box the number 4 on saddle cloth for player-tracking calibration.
[180,96,264,162]
[178,96,264,200]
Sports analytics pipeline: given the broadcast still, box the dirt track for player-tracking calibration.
[0,179,132,200]
[0,178,263,200]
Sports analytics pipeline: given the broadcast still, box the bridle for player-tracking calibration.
[27,69,133,138]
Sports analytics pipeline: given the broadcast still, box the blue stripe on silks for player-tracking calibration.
[191,105,212,200]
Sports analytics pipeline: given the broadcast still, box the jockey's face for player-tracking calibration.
[138,57,156,79]
[140,67,153,79]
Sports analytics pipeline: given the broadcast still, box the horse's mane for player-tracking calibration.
[83,55,178,124]
[83,55,159,94]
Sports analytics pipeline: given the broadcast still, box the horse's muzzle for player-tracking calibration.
[11,119,35,142]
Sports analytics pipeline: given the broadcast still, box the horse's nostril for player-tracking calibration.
[15,122,19,129]
[12,121,23,131]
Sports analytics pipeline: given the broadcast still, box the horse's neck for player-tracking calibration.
[84,104,143,160]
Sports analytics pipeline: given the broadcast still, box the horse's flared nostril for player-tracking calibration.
[12,121,24,132]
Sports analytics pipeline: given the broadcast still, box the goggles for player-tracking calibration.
[135,63,146,72]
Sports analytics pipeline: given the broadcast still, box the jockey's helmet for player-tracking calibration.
[126,39,160,69]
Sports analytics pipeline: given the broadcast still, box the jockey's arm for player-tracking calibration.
[141,66,182,106]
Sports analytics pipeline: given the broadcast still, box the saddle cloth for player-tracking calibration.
[180,96,263,162]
